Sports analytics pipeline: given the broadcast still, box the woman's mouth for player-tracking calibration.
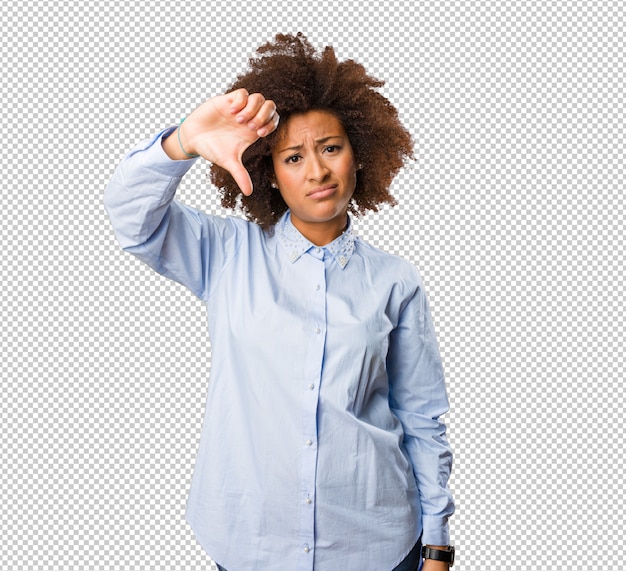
[306,184,337,199]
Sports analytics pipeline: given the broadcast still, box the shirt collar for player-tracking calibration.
[276,211,355,269]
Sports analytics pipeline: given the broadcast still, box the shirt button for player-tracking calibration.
[304,546,310,553]
[308,383,315,390]
[305,497,312,504]
[315,248,321,254]
[306,439,313,446]
[314,327,321,334]
[315,284,320,290]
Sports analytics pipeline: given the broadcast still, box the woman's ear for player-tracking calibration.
[270,173,279,189]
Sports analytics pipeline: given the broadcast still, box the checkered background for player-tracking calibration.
[1,1,623,569]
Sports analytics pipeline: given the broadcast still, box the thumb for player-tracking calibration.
[224,158,254,196]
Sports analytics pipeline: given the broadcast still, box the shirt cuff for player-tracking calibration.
[126,126,199,178]
[421,514,451,546]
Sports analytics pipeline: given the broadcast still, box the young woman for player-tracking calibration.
[104,33,455,571]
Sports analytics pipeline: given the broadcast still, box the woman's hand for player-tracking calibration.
[422,559,451,571]
[163,88,279,196]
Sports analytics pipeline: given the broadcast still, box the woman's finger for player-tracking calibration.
[228,88,250,114]
[246,99,278,133]
[225,158,254,196]
[256,100,278,126]
[236,92,267,125]
[256,104,280,137]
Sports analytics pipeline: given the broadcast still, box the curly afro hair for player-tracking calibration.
[210,32,414,229]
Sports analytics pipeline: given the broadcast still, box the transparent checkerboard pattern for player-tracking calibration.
[1,1,623,569]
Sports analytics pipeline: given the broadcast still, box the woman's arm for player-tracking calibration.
[386,269,455,546]
[422,556,453,571]
[103,90,279,299]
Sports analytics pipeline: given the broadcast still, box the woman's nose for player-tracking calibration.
[307,155,329,181]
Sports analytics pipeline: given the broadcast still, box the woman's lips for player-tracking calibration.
[306,184,337,199]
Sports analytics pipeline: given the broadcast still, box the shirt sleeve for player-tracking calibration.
[386,269,455,546]
[103,127,242,301]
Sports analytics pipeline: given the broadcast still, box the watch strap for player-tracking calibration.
[421,545,455,566]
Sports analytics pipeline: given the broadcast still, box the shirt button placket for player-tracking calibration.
[298,254,325,570]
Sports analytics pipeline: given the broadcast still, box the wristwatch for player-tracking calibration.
[422,545,455,567]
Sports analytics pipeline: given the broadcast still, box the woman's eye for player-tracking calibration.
[324,145,341,154]
[285,155,301,164]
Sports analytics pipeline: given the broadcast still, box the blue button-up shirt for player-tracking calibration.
[104,128,454,571]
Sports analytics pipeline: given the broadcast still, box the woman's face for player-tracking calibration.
[271,110,357,245]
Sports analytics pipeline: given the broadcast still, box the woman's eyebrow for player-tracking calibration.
[277,135,344,154]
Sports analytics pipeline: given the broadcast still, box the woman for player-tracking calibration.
[104,33,455,571]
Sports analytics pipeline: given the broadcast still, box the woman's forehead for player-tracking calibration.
[276,110,346,145]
